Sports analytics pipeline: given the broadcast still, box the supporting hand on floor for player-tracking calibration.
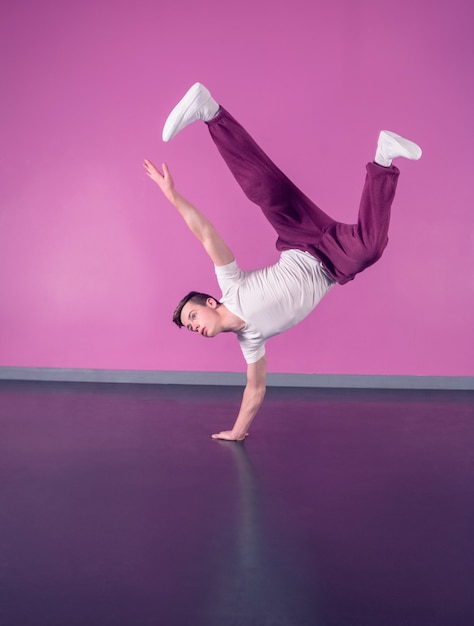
[212,430,249,442]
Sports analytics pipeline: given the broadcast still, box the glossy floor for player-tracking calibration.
[1,381,474,626]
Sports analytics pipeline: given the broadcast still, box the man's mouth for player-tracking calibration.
[201,328,207,337]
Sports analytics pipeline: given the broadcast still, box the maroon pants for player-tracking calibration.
[207,107,400,285]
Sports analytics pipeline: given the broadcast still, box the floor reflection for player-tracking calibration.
[203,441,319,626]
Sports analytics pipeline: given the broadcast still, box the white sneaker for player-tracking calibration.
[375,130,422,166]
[162,82,219,142]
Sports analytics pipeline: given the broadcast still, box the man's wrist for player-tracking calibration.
[166,190,178,205]
[231,429,247,441]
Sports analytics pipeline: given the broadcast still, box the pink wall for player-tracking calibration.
[1,0,473,377]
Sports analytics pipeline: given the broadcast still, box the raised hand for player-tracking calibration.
[143,160,175,200]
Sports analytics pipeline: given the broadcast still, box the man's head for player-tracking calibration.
[172,291,222,337]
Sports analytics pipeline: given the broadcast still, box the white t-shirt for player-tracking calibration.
[215,249,335,364]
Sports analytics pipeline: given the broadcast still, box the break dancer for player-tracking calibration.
[143,83,422,441]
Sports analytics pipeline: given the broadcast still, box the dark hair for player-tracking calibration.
[172,291,221,328]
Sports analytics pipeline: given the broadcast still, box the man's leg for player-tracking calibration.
[315,163,400,284]
[314,130,421,283]
[162,84,334,256]
[206,107,336,255]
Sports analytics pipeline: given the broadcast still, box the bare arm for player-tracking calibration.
[212,355,267,441]
[144,159,234,266]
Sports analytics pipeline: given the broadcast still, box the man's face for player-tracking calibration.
[180,299,220,338]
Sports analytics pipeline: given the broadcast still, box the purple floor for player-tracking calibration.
[1,381,474,626]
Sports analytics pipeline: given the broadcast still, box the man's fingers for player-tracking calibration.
[211,432,229,439]
[143,160,165,180]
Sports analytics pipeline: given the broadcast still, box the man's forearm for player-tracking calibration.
[145,160,233,266]
[167,190,213,243]
[212,357,267,441]
[230,384,266,439]
[167,190,234,266]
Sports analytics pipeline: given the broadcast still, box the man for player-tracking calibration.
[144,83,422,441]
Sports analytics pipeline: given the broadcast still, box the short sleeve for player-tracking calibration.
[239,340,266,364]
[215,260,244,297]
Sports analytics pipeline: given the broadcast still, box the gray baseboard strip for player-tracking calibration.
[0,367,473,390]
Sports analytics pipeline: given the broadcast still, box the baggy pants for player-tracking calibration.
[206,107,400,285]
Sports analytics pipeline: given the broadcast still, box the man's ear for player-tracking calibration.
[207,297,217,309]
